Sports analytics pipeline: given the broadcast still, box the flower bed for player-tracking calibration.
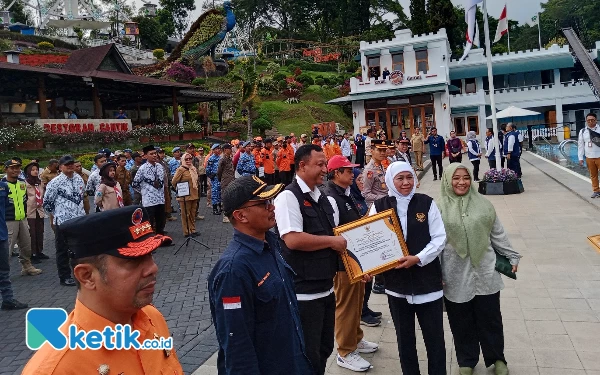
[478,168,524,195]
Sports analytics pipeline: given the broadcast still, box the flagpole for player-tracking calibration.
[482,0,502,171]
[506,3,511,52]
[537,12,542,49]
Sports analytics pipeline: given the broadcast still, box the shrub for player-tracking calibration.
[166,62,196,83]
[266,62,280,75]
[192,77,206,86]
[314,78,325,86]
[37,41,54,50]
[483,168,518,182]
[253,117,272,133]
[0,39,12,51]
[153,49,165,60]
[273,72,287,82]
[278,79,288,90]
[183,120,203,132]
[293,67,302,77]
[296,73,314,86]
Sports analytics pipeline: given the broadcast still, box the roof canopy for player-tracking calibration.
[326,84,446,104]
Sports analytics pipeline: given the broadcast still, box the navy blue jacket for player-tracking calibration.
[209,230,314,375]
[424,135,445,156]
[503,131,521,157]
[0,182,7,240]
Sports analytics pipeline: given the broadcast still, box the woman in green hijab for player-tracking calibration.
[438,163,521,375]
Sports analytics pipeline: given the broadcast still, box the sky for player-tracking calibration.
[399,0,547,25]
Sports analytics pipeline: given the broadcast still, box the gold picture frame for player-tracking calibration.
[334,208,409,284]
[587,235,600,254]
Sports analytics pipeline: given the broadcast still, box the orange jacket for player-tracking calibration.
[261,147,275,174]
[252,149,262,167]
[22,299,183,375]
[277,145,293,172]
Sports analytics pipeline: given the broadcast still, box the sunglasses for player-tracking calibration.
[184,158,193,161]
[240,198,274,210]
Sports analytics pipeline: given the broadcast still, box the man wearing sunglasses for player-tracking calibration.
[208,176,313,374]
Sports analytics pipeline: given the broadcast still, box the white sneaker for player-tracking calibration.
[356,339,379,353]
[336,351,371,372]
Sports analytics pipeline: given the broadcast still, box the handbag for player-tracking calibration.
[494,248,517,279]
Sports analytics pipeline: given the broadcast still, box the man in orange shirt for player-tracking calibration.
[252,143,262,169]
[277,139,293,186]
[22,206,183,375]
[261,138,276,185]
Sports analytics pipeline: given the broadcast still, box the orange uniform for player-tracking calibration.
[22,300,183,375]
[252,149,262,167]
[261,147,275,174]
[277,145,293,172]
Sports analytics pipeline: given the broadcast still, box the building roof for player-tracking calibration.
[63,44,132,74]
[326,83,446,104]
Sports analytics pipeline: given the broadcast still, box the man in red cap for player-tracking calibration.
[323,155,379,372]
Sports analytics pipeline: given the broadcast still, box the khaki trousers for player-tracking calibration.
[334,271,365,357]
[587,157,600,193]
[414,151,424,169]
[179,199,198,236]
[7,220,32,265]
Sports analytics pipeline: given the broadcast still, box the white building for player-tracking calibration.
[328,28,600,142]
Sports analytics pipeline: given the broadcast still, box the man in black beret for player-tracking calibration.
[208,176,313,374]
[22,206,183,374]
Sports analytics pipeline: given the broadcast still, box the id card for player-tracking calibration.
[258,167,265,177]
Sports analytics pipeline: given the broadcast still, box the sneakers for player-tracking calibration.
[1,299,28,311]
[591,192,600,198]
[356,339,379,353]
[60,277,76,286]
[365,308,382,318]
[494,360,508,375]
[360,314,381,327]
[336,351,371,372]
[196,215,205,220]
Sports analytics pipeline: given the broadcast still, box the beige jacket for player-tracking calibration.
[94,182,124,211]
[25,182,45,219]
[172,167,199,201]
[411,134,425,152]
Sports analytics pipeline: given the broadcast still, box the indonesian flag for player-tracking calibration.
[494,5,508,43]
[458,0,483,63]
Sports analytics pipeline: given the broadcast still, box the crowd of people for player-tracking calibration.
[0,124,528,375]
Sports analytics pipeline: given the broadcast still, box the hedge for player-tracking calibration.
[0,30,78,50]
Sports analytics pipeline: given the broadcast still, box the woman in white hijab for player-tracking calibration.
[366,161,447,375]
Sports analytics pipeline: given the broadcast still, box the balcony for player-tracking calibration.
[349,69,447,95]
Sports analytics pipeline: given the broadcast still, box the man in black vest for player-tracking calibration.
[323,155,379,372]
[274,144,347,375]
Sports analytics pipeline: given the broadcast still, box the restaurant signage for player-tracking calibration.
[35,119,132,133]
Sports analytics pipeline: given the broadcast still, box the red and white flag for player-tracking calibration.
[494,5,508,43]
[222,296,242,310]
[459,0,483,63]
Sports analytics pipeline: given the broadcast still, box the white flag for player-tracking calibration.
[459,0,484,63]
[494,5,508,43]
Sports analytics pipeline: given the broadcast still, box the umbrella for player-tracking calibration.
[486,106,541,120]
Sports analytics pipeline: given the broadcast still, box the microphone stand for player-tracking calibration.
[174,183,209,255]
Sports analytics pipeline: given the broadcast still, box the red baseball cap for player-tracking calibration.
[327,155,359,172]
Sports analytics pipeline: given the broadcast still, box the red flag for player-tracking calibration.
[494,5,508,43]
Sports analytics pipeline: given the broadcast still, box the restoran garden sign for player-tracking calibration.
[35,119,132,133]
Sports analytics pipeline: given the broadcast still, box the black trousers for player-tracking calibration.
[488,158,506,170]
[274,170,280,184]
[279,171,293,186]
[263,173,275,185]
[27,214,44,254]
[199,174,208,194]
[444,293,506,368]
[471,160,480,180]
[55,225,72,281]
[388,296,446,375]
[507,156,522,178]
[430,155,443,177]
[361,278,372,316]
[146,204,166,235]
[298,293,336,375]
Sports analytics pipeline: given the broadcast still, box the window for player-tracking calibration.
[524,71,541,86]
[493,74,507,90]
[541,70,555,85]
[392,53,404,72]
[467,116,479,134]
[415,49,428,74]
[482,77,489,91]
[465,78,477,93]
[367,56,380,79]
[454,117,466,136]
[451,79,463,94]
[508,73,525,88]
[560,68,572,83]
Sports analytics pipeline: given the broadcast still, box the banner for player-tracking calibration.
[35,119,132,134]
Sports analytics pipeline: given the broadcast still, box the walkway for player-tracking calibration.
[194,158,600,375]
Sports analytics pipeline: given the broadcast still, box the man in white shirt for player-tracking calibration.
[340,133,352,161]
[274,144,347,375]
[364,129,374,165]
[132,145,167,234]
[578,112,600,198]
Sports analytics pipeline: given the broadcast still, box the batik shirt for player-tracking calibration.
[131,162,165,207]
[125,158,134,170]
[43,173,85,226]
[206,154,220,180]
[86,170,101,196]
[168,158,181,176]
[236,152,256,176]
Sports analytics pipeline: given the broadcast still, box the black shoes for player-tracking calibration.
[360,314,381,327]
[433,176,438,181]
[60,278,76,287]
[30,255,42,264]
[1,299,28,311]
[372,283,385,294]
[37,253,50,260]
[212,204,222,215]
[365,308,382,318]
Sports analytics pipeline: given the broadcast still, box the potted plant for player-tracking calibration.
[478,168,524,195]
[182,120,204,140]
[167,124,182,141]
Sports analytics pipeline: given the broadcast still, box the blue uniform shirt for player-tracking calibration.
[236,152,257,176]
[208,230,313,375]
[424,135,445,156]
[0,182,7,240]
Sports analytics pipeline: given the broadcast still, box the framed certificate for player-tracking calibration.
[587,235,600,254]
[334,208,409,284]
[176,182,190,197]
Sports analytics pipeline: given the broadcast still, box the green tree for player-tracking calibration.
[133,16,167,50]
[409,0,428,35]
[232,60,259,139]
[427,0,457,44]
[159,0,196,38]
[156,8,176,38]
[1,0,32,24]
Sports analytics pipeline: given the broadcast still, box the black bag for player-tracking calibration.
[494,249,517,279]
[586,128,600,147]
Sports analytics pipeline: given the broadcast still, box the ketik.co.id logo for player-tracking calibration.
[26,308,173,351]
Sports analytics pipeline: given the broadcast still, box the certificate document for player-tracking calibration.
[334,208,408,284]
[176,182,190,197]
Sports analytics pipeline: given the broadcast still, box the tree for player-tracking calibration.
[427,0,457,45]
[1,0,32,24]
[159,0,196,38]
[409,0,428,35]
[232,60,259,139]
[133,16,167,50]
[156,8,176,38]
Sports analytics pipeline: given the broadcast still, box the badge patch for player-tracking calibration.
[257,272,270,286]
[416,213,426,222]
[367,171,373,179]
[303,200,312,207]
[223,296,242,310]
[131,208,143,225]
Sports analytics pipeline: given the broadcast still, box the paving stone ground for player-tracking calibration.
[194,156,600,375]
[0,200,231,375]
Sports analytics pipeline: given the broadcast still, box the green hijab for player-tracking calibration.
[438,163,496,266]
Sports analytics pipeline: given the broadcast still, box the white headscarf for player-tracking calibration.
[384,161,417,219]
